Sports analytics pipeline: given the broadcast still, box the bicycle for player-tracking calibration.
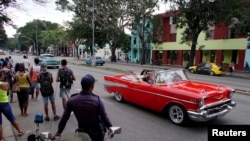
[27,113,122,141]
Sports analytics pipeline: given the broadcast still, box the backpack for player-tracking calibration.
[39,72,54,96]
[58,67,73,88]
[31,65,40,82]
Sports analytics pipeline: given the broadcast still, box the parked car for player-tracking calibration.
[38,54,60,68]
[0,50,5,55]
[86,56,105,66]
[188,62,226,76]
[104,69,236,126]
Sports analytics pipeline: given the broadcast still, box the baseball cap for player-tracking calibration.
[81,74,97,86]
[41,63,47,71]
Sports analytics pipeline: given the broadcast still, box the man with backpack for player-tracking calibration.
[56,59,76,109]
[38,63,60,121]
[29,58,41,100]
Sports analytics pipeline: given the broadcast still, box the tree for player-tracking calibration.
[0,24,7,47]
[127,0,161,64]
[39,27,68,52]
[165,0,244,68]
[55,0,163,62]
[17,20,60,53]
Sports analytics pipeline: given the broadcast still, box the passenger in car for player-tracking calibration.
[142,70,154,84]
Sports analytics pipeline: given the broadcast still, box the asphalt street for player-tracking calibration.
[2,56,250,141]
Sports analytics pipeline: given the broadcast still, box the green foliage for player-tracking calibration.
[16,20,61,52]
[55,0,162,60]
[39,27,68,51]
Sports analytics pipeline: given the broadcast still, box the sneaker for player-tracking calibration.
[45,117,50,121]
[54,115,60,121]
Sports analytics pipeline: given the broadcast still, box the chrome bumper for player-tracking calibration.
[187,101,236,122]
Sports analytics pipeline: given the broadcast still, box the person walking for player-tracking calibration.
[0,71,24,140]
[29,57,41,100]
[22,55,30,73]
[54,74,113,141]
[13,63,31,117]
[38,63,60,121]
[229,61,235,75]
[56,59,76,109]
[1,60,15,103]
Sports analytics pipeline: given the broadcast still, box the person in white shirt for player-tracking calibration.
[29,58,41,100]
[22,55,30,73]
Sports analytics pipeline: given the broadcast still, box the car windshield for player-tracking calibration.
[155,70,188,84]
[41,54,54,57]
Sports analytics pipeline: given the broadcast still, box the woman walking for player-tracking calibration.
[13,63,31,117]
[1,60,15,103]
[0,71,24,140]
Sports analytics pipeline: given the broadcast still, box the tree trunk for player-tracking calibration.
[111,46,116,62]
[185,36,198,69]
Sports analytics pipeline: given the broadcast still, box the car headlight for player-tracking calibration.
[229,89,235,98]
[199,97,205,108]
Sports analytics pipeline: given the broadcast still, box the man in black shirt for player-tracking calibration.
[54,74,112,141]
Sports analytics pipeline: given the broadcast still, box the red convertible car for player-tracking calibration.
[104,70,236,125]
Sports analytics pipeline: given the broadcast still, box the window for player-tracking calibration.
[133,38,136,44]
[170,33,176,42]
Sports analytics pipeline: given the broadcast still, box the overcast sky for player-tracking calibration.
[4,0,74,38]
[4,0,167,38]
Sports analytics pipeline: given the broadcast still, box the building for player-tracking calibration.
[130,18,153,64]
[151,13,248,71]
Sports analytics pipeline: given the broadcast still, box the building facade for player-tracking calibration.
[151,14,248,71]
[130,19,153,64]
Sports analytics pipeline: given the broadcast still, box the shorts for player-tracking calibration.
[42,94,55,104]
[0,103,16,125]
[31,82,40,89]
[59,88,71,98]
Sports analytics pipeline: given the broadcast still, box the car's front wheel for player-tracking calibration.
[114,92,124,102]
[209,71,215,76]
[168,104,188,126]
[190,69,195,73]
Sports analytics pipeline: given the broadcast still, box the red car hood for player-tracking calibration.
[172,80,233,104]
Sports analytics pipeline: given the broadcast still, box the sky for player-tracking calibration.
[4,0,74,38]
[4,0,168,38]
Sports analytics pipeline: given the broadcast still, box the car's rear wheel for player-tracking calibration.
[209,71,215,76]
[168,104,188,125]
[114,92,124,102]
[190,69,195,73]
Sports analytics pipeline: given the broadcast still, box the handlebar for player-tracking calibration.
[27,127,122,141]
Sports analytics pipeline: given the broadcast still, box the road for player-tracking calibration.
[4,55,250,141]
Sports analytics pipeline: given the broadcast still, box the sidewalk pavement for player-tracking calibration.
[3,56,250,141]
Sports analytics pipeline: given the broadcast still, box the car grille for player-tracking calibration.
[205,103,228,115]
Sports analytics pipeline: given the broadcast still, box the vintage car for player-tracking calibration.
[38,54,60,68]
[104,70,236,126]
[188,62,226,76]
[86,56,105,66]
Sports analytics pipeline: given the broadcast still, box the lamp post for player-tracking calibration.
[92,0,95,65]
[21,36,35,55]
[35,17,45,56]
[18,41,29,51]
[36,19,38,56]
